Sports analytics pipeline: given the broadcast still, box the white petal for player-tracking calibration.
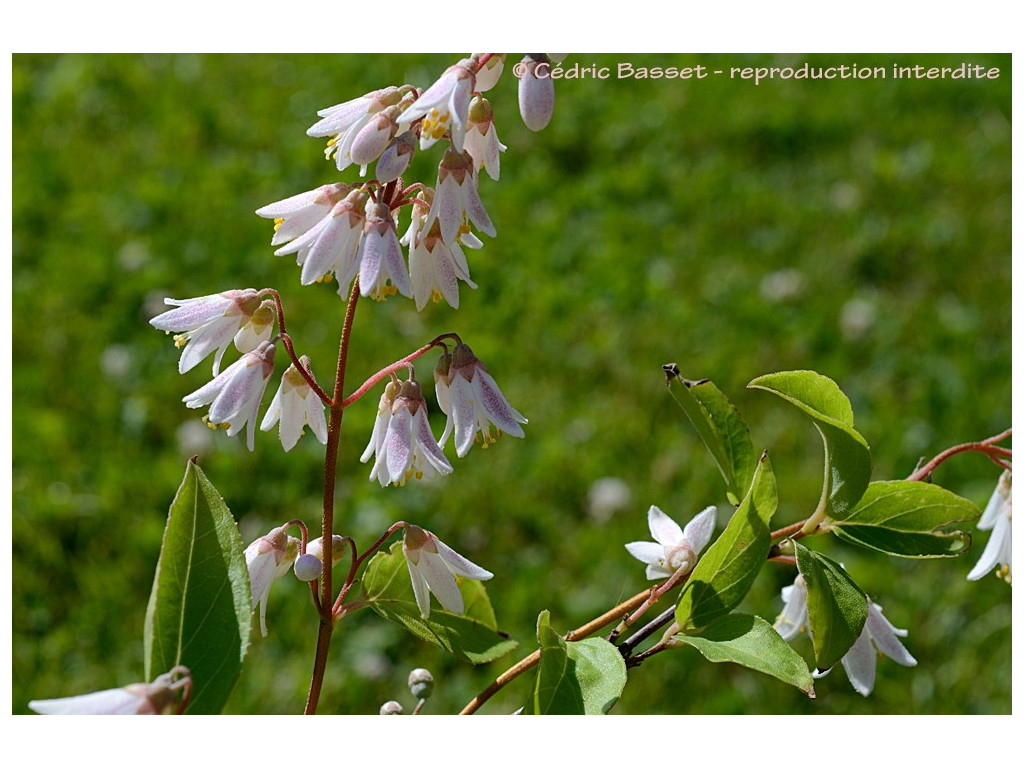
[967,512,1011,580]
[260,382,284,431]
[413,409,453,475]
[278,388,307,451]
[449,375,477,458]
[460,176,496,237]
[418,552,464,614]
[840,628,877,696]
[384,408,414,483]
[434,538,492,580]
[406,559,432,619]
[865,603,917,667]
[647,505,684,547]
[256,189,320,218]
[473,370,526,436]
[625,541,664,568]
[682,506,718,553]
[305,395,328,445]
[300,214,350,285]
[29,688,147,715]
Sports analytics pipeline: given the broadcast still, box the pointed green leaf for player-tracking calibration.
[829,480,980,558]
[676,613,814,696]
[749,370,872,521]
[361,543,517,664]
[794,542,866,671]
[667,372,757,505]
[529,611,627,715]
[144,458,251,714]
[676,452,777,630]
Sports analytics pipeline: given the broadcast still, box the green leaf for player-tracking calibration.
[529,611,627,715]
[794,542,866,671]
[829,480,979,557]
[749,370,872,521]
[144,458,251,715]
[667,373,758,505]
[361,543,517,665]
[676,452,777,630]
[675,613,815,696]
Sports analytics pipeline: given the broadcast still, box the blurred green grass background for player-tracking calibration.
[12,53,1011,715]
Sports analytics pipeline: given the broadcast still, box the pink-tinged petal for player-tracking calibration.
[274,215,331,258]
[839,628,877,696]
[448,376,478,458]
[183,360,239,409]
[29,688,147,715]
[380,226,412,298]
[647,505,684,547]
[434,175,464,246]
[208,363,265,425]
[446,77,473,152]
[461,177,496,237]
[256,189,320,218]
[357,232,383,293]
[300,214,351,285]
[433,538,493,580]
[866,604,917,667]
[449,241,475,284]
[271,206,329,246]
[149,296,230,331]
[384,408,414,483]
[406,558,432,618]
[413,409,453,475]
[625,541,663,567]
[473,370,526,436]
[350,117,394,166]
[682,506,718,553]
[519,57,555,131]
[418,552,464,614]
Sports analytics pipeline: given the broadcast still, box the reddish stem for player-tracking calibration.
[340,334,461,408]
[262,289,333,406]
[906,428,1012,482]
[304,279,360,715]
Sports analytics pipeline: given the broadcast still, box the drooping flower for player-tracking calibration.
[260,355,328,451]
[245,524,299,637]
[364,379,452,487]
[473,54,506,92]
[397,58,477,152]
[625,505,717,580]
[436,343,527,458]
[402,524,493,618]
[183,340,276,451]
[233,299,277,353]
[307,86,406,172]
[464,95,506,181]
[150,289,263,375]
[774,577,917,696]
[967,469,1012,583]
[29,667,191,715]
[358,201,413,301]
[256,185,369,288]
[403,188,477,310]
[424,147,496,245]
[375,130,417,184]
[518,54,555,131]
[360,379,402,467]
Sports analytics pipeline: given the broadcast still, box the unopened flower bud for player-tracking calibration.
[376,130,417,183]
[379,700,404,715]
[407,668,434,699]
[293,553,322,582]
[518,54,555,131]
[306,534,347,566]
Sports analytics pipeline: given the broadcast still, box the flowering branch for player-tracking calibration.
[340,333,461,408]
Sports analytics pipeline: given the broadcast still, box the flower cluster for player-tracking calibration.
[774,575,917,696]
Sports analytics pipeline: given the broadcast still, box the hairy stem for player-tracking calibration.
[304,279,360,715]
[907,428,1012,481]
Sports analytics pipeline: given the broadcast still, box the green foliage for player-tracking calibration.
[527,610,627,715]
[666,373,758,505]
[830,480,979,557]
[144,459,250,714]
[676,453,777,629]
[794,542,867,671]
[675,613,814,696]
[361,543,518,665]
[749,370,872,521]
